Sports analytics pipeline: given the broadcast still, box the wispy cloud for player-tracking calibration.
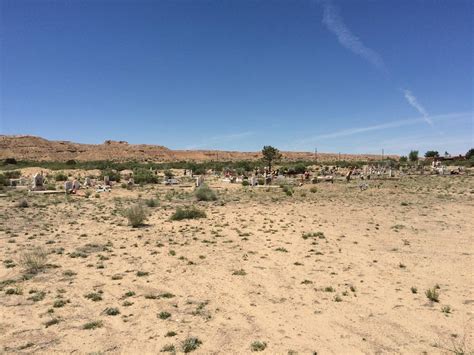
[185,131,255,150]
[318,0,386,71]
[403,89,432,125]
[317,1,437,127]
[298,111,471,143]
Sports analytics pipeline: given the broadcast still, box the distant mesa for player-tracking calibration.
[0,135,396,163]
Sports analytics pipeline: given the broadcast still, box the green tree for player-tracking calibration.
[399,156,408,163]
[408,150,419,162]
[466,148,474,160]
[261,146,282,172]
[424,150,439,158]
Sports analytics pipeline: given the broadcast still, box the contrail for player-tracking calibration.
[403,89,433,125]
[317,0,435,127]
[319,0,386,71]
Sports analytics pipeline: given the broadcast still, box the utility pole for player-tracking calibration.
[382,148,384,161]
[314,147,317,163]
[338,152,341,161]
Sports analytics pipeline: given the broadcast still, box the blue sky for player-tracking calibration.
[1,0,472,155]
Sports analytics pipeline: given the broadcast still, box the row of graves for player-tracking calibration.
[218,164,399,187]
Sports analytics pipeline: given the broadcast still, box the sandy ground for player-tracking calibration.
[0,174,473,354]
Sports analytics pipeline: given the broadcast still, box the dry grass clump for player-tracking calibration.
[19,248,48,274]
[124,203,147,227]
[16,198,29,208]
[170,206,206,221]
[195,184,217,201]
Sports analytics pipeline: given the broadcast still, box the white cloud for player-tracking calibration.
[298,111,470,144]
[403,89,432,125]
[318,0,386,71]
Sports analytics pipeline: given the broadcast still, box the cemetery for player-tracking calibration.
[0,149,473,353]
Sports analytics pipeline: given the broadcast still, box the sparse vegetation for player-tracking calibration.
[250,341,267,352]
[170,206,206,220]
[124,204,147,227]
[182,337,202,353]
[195,184,218,201]
[19,248,48,274]
[426,287,440,302]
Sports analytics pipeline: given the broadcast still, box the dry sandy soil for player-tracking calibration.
[0,173,473,354]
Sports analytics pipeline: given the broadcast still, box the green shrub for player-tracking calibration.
[250,341,267,352]
[145,198,159,207]
[124,204,147,227]
[182,337,202,353]
[133,168,159,184]
[195,184,217,201]
[257,178,265,185]
[0,174,7,186]
[3,170,21,179]
[426,287,440,302]
[54,172,68,181]
[310,187,317,193]
[170,206,206,221]
[242,180,249,186]
[280,184,293,196]
[100,169,121,182]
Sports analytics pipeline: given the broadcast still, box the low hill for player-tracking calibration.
[0,135,396,162]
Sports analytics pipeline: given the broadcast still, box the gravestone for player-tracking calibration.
[72,180,80,191]
[84,177,91,187]
[195,176,204,187]
[104,176,110,186]
[32,173,45,191]
[64,181,73,193]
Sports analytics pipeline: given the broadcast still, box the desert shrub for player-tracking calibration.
[257,178,265,185]
[310,187,317,193]
[145,198,159,207]
[164,170,174,179]
[46,183,56,190]
[100,169,121,182]
[0,174,7,186]
[124,204,147,227]
[280,184,293,196]
[66,159,77,165]
[133,168,158,184]
[54,172,68,181]
[287,163,306,175]
[104,307,120,316]
[242,180,249,186]
[426,287,440,302]
[182,337,202,353]
[250,341,267,352]
[83,320,103,330]
[19,248,48,274]
[3,158,17,165]
[3,170,21,179]
[195,184,217,201]
[170,206,206,221]
[17,198,29,208]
